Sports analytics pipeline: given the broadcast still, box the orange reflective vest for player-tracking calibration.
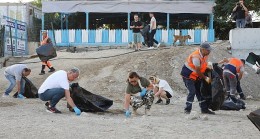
[224,58,243,74]
[180,49,208,80]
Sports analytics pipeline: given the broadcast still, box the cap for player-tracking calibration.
[200,42,212,51]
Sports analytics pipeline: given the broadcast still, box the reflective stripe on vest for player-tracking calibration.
[224,58,243,75]
[181,49,208,80]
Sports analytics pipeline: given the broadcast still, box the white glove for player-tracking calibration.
[207,62,213,69]
[205,77,211,84]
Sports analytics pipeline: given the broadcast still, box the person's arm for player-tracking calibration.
[241,3,248,12]
[155,87,164,97]
[65,89,76,108]
[124,93,131,110]
[233,5,238,12]
[238,72,243,80]
[150,18,155,30]
[218,57,229,65]
[195,66,206,79]
[40,37,48,45]
[130,22,135,29]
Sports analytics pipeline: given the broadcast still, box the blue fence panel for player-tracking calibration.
[194,29,201,44]
[181,29,189,44]
[128,30,133,42]
[75,29,82,43]
[88,30,95,43]
[155,29,162,42]
[47,30,54,43]
[61,29,69,44]
[102,29,109,43]
[168,29,174,44]
[115,29,122,43]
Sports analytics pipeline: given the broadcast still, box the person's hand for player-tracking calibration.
[73,107,81,116]
[125,110,131,118]
[205,76,211,84]
[140,88,147,97]
[149,30,152,33]
[17,93,25,99]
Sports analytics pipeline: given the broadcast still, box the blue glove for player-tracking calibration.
[140,88,147,97]
[149,30,152,33]
[73,107,81,116]
[17,93,25,99]
[125,110,131,118]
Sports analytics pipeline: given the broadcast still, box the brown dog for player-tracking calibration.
[173,35,191,46]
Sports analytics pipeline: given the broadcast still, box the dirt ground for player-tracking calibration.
[0,41,259,138]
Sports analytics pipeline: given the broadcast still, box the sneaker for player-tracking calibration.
[240,95,246,100]
[157,43,161,48]
[201,109,215,115]
[45,102,50,108]
[17,94,25,99]
[155,99,163,104]
[2,93,9,98]
[165,99,170,105]
[46,107,61,114]
[184,110,191,114]
[48,68,55,73]
[148,47,154,49]
[39,71,45,75]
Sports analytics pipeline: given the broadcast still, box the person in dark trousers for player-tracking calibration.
[180,42,215,115]
[233,0,248,28]
[148,13,160,49]
[130,14,143,51]
[39,31,55,75]
[3,64,31,99]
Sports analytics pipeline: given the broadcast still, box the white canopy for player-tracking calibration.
[42,1,214,14]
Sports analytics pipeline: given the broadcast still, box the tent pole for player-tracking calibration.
[86,12,89,30]
[128,12,130,43]
[41,12,44,30]
[167,13,169,30]
[66,14,68,29]
[209,14,213,29]
[61,13,63,29]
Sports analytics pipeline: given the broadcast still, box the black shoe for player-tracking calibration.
[184,110,191,114]
[201,109,215,115]
[155,99,163,104]
[48,67,55,73]
[46,107,61,114]
[45,102,50,108]
[240,95,246,100]
[39,71,45,75]
[165,99,170,105]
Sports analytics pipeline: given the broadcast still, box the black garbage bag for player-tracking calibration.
[68,83,113,112]
[200,64,225,111]
[247,109,260,131]
[220,96,246,111]
[246,52,260,65]
[36,43,57,62]
[13,77,38,98]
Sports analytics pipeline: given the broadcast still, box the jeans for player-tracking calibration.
[236,19,245,28]
[4,75,25,95]
[148,29,158,47]
[183,78,208,111]
[223,72,237,96]
[39,88,65,107]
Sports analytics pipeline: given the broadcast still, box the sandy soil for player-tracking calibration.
[0,41,259,139]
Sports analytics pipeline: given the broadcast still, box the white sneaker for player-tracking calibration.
[157,43,161,48]
[148,47,154,50]
[2,94,9,98]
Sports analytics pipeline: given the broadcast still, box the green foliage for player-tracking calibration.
[31,0,42,8]
[213,0,260,40]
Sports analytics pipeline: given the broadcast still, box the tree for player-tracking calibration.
[213,0,260,39]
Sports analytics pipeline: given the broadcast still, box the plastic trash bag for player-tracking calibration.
[68,83,113,112]
[36,43,57,62]
[200,64,225,111]
[220,96,246,111]
[13,77,38,98]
